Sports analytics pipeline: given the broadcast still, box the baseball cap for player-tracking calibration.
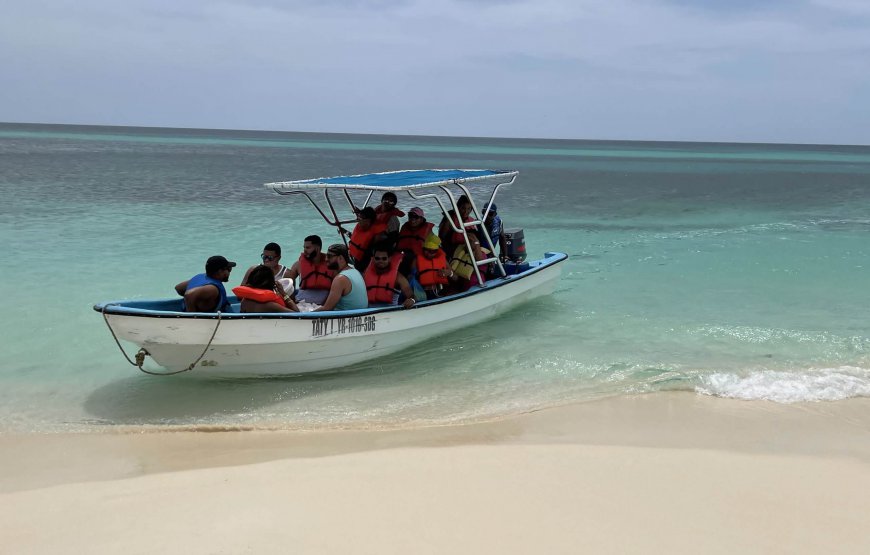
[205,255,237,274]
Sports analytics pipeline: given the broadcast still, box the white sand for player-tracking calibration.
[2,393,869,554]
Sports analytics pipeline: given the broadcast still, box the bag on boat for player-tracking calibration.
[277,278,295,296]
[408,274,428,302]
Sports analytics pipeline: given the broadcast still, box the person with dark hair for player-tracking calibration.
[286,234,334,305]
[363,244,416,309]
[314,244,367,311]
[438,194,484,260]
[174,255,236,312]
[344,206,382,271]
[233,265,298,313]
[397,206,435,259]
[241,242,289,286]
[477,203,507,261]
[373,191,404,248]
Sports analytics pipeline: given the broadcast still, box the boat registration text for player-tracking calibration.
[311,316,377,338]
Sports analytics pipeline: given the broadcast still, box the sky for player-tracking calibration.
[1,0,869,144]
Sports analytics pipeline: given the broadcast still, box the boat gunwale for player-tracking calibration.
[93,252,567,321]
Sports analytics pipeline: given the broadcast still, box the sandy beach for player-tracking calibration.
[2,392,868,554]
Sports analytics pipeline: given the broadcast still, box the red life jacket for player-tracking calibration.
[349,221,387,261]
[417,249,450,288]
[397,221,434,258]
[298,254,334,290]
[232,286,284,305]
[449,212,476,246]
[363,253,404,304]
[375,206,405,224]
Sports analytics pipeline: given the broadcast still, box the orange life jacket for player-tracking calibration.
[232,286,284,305]
[349,221,387,261]
[397,221,435,258]
[417,249,450,288]
[298,254,334,290]
[363,253,404,304]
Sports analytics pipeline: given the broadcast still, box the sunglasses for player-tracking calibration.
[373,256,389,261]
[261,254,276,261]
[408,214,422,219]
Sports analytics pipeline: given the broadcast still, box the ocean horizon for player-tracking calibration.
[1,122,869,433]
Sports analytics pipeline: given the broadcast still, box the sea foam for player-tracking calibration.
[696,367,870,403]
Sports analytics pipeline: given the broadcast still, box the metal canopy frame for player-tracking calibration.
[268,170,517,285]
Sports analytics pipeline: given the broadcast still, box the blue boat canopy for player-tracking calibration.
[265,169,517,192]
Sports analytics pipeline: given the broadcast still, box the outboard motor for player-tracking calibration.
[504,228,527,262]
[503,228,529,275]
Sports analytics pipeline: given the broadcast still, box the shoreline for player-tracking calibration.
[2,392,869,553]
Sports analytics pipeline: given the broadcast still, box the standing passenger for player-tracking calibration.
[314,244,368,311]
[373,192,404,249]
[346,206,382,271]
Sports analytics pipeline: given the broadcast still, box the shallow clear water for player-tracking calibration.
[1,123,869,432]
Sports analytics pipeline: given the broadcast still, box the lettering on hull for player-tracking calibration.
[311,316,376,338]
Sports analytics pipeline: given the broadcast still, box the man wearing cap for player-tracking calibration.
[314,244,368,311]
[477,203,506,261]
[397,206,435,260]
[174,255,236,312]
[413,234,459,299]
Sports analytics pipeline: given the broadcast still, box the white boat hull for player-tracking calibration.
[99,254,565,377]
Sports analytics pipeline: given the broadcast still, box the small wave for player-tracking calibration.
[696,366,870,403]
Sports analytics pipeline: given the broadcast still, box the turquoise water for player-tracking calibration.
[1,123,869,432]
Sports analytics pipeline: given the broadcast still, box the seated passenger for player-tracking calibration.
[286,235,334,305]
[438,194,484,260]
[363,245,416,309]
[397,206,435,259]
[174,255,236,313]
[314,244,368,311]
[233,265,298,313]
[450,244,490,292]
[346,206,384,271]
[241,242,289,286]
[413,234,459,300]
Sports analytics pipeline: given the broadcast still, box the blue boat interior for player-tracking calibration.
[94,252,567,319]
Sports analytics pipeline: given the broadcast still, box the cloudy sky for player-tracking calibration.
[2,0,869,144]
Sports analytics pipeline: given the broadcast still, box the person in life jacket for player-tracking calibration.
[397,206,435,260]
[414,233,460,299]
[240,242,290,286]
[373,192,404,249]
[174,255,236,312]
[363,245,416,309]
[438,194,485,261]
[233,265,299,313]
[286,234,334,305]
[344,206,385,272]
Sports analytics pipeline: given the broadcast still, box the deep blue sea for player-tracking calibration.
[1,123,869,432]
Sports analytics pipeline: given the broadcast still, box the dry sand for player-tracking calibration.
[1,392,868,554]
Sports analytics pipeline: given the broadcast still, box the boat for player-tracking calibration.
[95,169,568,376]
